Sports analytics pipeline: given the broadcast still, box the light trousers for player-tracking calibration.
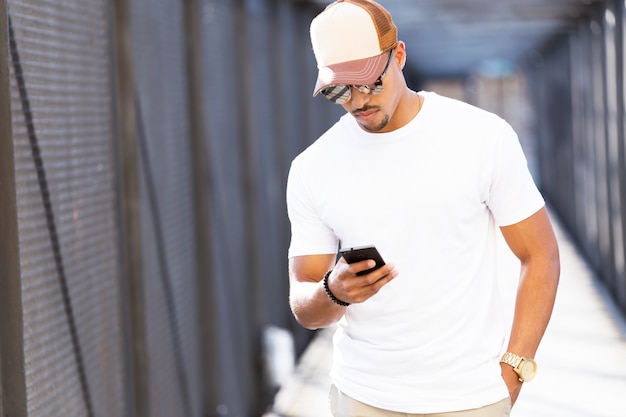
[329,385,511,417]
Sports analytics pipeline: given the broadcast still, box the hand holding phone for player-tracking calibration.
[339,245,386,276]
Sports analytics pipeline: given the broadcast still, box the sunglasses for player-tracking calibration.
[320,49,395,104]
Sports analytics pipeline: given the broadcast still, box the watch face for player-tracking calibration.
[519,360,537,381]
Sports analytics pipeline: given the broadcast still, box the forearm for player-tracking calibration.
[507,257,560,357]
[288,254,346,330]
[287,254,398,330]
[289,279,346,330]
[501,256,559,405]
[500,207,561,357]
[499,207,560,405]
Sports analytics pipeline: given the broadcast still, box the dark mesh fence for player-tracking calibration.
[528,0,626,314]
[128,0,202,415]
[0,0,335,416]
[199,1,258,414]
[196,0,343,414]
[6,1,124,416]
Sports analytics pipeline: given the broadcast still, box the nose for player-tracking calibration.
[349,86,371,108]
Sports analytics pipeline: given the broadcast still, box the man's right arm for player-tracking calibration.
[289,254,345,330]
[288,254,398,330]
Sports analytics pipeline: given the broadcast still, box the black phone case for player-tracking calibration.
[339,245,386,276]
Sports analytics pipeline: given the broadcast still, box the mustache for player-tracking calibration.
[352,105,379,115]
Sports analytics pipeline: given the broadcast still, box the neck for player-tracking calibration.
[409,89,424,115]
[396,88,423,125]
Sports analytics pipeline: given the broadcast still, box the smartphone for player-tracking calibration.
[339,245,386,276]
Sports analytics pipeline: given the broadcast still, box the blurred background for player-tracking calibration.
[0,0,625,416]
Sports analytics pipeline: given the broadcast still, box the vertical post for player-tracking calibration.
[109,1,148,416]
[617,1,626,311]
[181,0,210,415]
[0,3,28,417]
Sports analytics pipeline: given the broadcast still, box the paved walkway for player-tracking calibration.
[266,216,626,417]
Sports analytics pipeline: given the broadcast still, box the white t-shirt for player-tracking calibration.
[286,91,545,413]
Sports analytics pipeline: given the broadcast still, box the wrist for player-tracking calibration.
[500,352,537,382]
[322,270,350,307]
[500,362,521,381]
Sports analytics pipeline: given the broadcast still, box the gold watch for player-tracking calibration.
[500,352,537,382]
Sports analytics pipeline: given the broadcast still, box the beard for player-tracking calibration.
[359,114,389,132]
[352,106,390,133]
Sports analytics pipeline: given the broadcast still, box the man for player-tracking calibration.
[286,1,560,416]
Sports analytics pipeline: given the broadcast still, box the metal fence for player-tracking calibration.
[0,0,342,416]
[527,0,626,316]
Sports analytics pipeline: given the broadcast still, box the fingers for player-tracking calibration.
[500,363,522,407]
[340,257,393,280]
[331,259,398,304]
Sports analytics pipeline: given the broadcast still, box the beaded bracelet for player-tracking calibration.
[323,270,350,307]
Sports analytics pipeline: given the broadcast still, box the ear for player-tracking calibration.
[394,41,407,69]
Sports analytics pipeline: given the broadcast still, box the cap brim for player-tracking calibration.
[313,51,389,97]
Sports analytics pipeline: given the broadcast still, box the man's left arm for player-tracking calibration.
[499,206,560,405]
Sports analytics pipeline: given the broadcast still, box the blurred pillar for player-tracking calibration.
[0,2,28,416]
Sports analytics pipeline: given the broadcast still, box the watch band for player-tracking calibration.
[500,351,524,368]
[500,351,537,383]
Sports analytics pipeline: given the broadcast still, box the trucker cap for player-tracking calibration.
[310,0,398,96]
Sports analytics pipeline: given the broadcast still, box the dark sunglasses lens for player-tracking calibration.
[321,85,351,104]
[371,80,383,95]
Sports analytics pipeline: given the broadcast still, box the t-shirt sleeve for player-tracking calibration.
[487,122,545,226]
[286,159,339,258]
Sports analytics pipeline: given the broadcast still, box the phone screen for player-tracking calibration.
[339,245,386,276]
